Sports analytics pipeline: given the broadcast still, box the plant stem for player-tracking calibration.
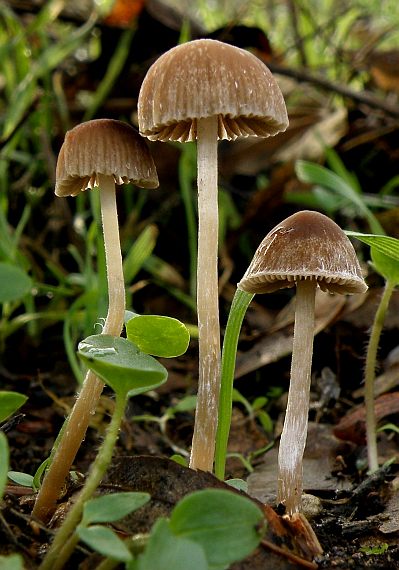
[38,393,127,570]
[365,279,395,473]
[189,116,221,472]
[214,289,254,480]
[33,176,125,522]
[277,279,316,516]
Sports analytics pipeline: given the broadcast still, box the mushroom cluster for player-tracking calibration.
[238,210,367,515]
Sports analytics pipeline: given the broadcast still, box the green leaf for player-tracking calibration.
[0,433,9,500]
[252,397,268,411]
[126,315,190,358]
[256,410,274,433]
[345,232,399,262]
[359,542,388,555]
[77,335,168,398]
[169,489,263,568]
[371,248,399,285]
[295,161,385,235]
[377,422,399,434]
[76,525,132,562]
[123,225,158,284]
[345,231,399,284]
[170,395,197,413]
[0,391,28,422]
[0,263,32,303]
[1,15,97,141]
[82,492,150,525]
[32,458,50,491]
[0,554,25,570]
[137,518,208,570]
[225,479,248,493]
[7,471,34,488]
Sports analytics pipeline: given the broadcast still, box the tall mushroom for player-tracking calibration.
[238,210,367,515]
[138,38,288,471]
[33,119,158,522]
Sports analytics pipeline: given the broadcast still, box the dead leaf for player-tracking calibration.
[247,423,353,506]
[333,392,399,444]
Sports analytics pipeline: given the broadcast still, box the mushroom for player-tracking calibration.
[33,119,158,522]
[238,210,367,515]
[138,38,288,471]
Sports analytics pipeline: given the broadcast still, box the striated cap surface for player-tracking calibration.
[138,38,288,142]
[238,210,368,295]
[55,119,159,197]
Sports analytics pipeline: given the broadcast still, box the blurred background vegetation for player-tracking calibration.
[1,0,399,390]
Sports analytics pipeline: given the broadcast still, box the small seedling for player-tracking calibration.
[137,489,264,570]
[346,231,399,472]
[39,333,169,569]
[76,492,150,564]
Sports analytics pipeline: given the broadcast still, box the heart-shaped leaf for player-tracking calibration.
[126,314,190,358]
[78,335,167,398]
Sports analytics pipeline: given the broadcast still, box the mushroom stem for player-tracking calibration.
[32,176,125,522]
[98,173,126,336]
[277,279,316,516]
[189,115,221,472]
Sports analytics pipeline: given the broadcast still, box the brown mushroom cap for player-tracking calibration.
[138,38,288,143]
[55,119,159,197]
[238,210,368,295]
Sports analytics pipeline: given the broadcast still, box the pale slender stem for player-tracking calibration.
[38,393,127,570]
[214,289,254,480]
[189,116,221,472]
[365,279,395,473]
[33,175,125,522]
[277,279,316,516]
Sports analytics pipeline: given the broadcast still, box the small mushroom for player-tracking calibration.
[238,210,367,515]
[138,38,288,471]
[33,119,158,522]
